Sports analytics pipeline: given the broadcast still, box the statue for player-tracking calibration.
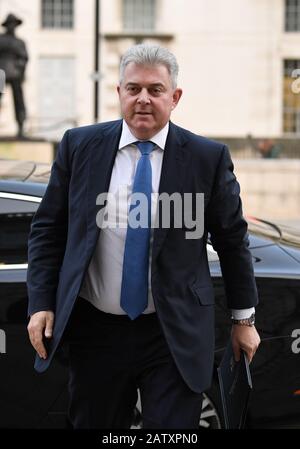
[0,13,28,138]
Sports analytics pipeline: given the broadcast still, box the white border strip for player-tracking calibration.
[0,263,28,270]
[0,192,42,203]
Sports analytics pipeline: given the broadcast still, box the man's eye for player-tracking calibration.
[127,86,138,93]
[151,88,162,95]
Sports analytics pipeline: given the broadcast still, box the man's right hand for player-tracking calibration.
[27,311,55,359]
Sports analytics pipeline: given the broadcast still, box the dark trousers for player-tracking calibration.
[0,81,26,127]
[0,80,26,137]
[10,80,26,126]
[63,297,203,429]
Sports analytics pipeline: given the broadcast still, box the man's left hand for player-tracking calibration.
[231,325,261,363]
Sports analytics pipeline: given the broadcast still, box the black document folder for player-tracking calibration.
[217,341,252,429]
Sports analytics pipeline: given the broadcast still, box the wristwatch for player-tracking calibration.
[231,312,255,327]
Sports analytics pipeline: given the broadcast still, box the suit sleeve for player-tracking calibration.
[205,145,259,309]
[26,130,71,316]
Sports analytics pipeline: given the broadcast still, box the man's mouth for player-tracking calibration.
[136,112,152,115]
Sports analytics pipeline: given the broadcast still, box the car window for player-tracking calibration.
[0,197,39,265]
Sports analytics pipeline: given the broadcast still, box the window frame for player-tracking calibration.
[285,0,300,32]
[122,0,156,32]
[283,59,300,135]
[41,0,74,30]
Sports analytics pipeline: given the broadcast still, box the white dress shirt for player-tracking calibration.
[79,120,254,319]
[79,120,167,314]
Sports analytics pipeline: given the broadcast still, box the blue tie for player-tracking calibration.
[120,141,155,319]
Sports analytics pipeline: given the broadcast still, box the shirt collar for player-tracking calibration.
[118,120,169,151]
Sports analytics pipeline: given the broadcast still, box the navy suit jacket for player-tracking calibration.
[27,119,258,393]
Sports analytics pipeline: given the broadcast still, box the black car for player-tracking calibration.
[0,160,300,429]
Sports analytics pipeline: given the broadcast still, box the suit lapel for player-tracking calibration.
[86,120,123,251]
[152,122,189,264]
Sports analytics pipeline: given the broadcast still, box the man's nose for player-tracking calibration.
[137,88,150,104]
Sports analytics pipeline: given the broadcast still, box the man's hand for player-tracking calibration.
[27,311,55,359]
[231,325,260,363]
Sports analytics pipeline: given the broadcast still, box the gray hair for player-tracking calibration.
[119,44,179,89]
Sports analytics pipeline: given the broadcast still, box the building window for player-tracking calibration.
[283,59,300,133]
[285,0,300,32]
[123,0,156,32]
[41,0,74,29]
[38,57,76,140]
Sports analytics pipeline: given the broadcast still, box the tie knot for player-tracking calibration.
[136,141,155,155]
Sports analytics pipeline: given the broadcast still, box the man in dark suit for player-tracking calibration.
[27,44,260,429]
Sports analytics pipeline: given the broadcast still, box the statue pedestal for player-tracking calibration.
[0,136,55,164]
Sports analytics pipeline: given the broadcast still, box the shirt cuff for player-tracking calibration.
[231,307,255,320]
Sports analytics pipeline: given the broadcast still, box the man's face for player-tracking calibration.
[117,62,182,140]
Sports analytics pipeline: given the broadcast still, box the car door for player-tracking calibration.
[0,191,69,428]
[209,240,300,428]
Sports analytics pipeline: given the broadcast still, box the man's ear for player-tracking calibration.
[172,88,183,109]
